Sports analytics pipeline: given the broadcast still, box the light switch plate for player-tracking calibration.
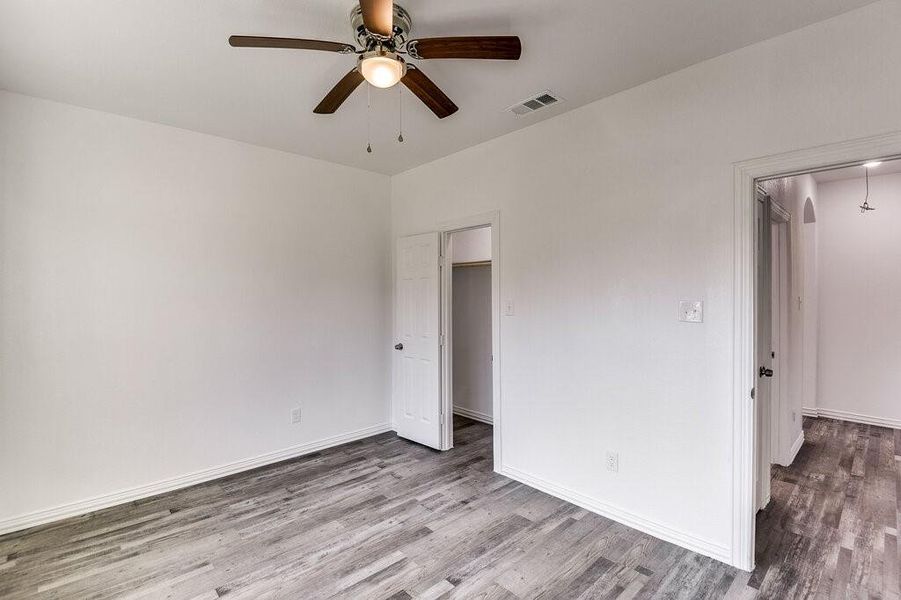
[505,300,515,316]
[679,300,703,323]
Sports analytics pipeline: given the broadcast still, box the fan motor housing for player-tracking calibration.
[350,3,412,49]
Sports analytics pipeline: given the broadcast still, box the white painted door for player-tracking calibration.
[770,225,782,464]
[394,232,443,449]
[770,221,790,465]
[755,194,774,511]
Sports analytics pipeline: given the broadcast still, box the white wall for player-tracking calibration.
[391,1,901,564]
[815,170,901,427]
[451,226,492,264]
[0,91,392,528]
[452,264,493,423]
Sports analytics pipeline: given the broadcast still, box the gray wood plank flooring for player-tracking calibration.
[1,416,897,599]
[750,417,901,599]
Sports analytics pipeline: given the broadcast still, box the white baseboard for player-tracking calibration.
[453,406,493,425]
[500,465,732,566]
[0,423,392,537]
[787,431,804,465]
[801,407,901,430]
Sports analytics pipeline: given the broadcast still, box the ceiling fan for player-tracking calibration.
[229,0,521,119]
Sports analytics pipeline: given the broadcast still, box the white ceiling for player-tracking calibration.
[813,158,901,183]
[0,0,878,175]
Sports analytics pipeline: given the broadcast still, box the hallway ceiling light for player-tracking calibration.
[860,165,876,213]
[863,161,882,168]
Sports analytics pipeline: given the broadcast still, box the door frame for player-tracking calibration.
[438,211,501,471]
[732,130,901,571]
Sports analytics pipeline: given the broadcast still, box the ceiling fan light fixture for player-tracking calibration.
[360,51,406,88]
[229,1,521,117]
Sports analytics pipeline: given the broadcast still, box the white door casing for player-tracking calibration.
[394,232,443,449]
[733,132,901,572]
[438,211,501,470]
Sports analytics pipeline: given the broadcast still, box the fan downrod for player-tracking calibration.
[350,3,412,50]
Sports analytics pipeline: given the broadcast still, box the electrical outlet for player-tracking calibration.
[290,407,302,425]
[605,452,619,473]
[792,411,797,422]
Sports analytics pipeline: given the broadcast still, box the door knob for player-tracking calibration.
[394,343,404,351]
[759,366,774,378]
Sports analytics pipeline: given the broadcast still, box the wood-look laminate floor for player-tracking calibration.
[749,417,901,599]
[1,416,897,599]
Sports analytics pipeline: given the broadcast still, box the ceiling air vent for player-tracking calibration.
[506,91,564,116]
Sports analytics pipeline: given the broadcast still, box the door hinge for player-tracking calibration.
[750,387,755,400]
[439,334,446,347]
[439,412,445,425]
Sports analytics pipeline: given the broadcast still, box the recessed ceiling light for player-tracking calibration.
[863,161,883,168]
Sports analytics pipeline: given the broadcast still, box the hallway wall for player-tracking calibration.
[814,170,901,427]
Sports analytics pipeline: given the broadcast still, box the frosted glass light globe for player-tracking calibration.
[360,52,405,89]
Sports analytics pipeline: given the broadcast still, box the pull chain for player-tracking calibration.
[366,83,372,154]
[397,86,404,143]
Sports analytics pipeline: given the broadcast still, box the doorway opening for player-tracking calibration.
[442,224,496,460]
[737,139,901,576]
[392,212,500,467]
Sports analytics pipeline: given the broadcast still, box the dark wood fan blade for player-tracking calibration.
[229,36,355,54]
[401,66,458,119]
[407,36,521,60]
[359,0,394,38]
[314,69,365,114]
